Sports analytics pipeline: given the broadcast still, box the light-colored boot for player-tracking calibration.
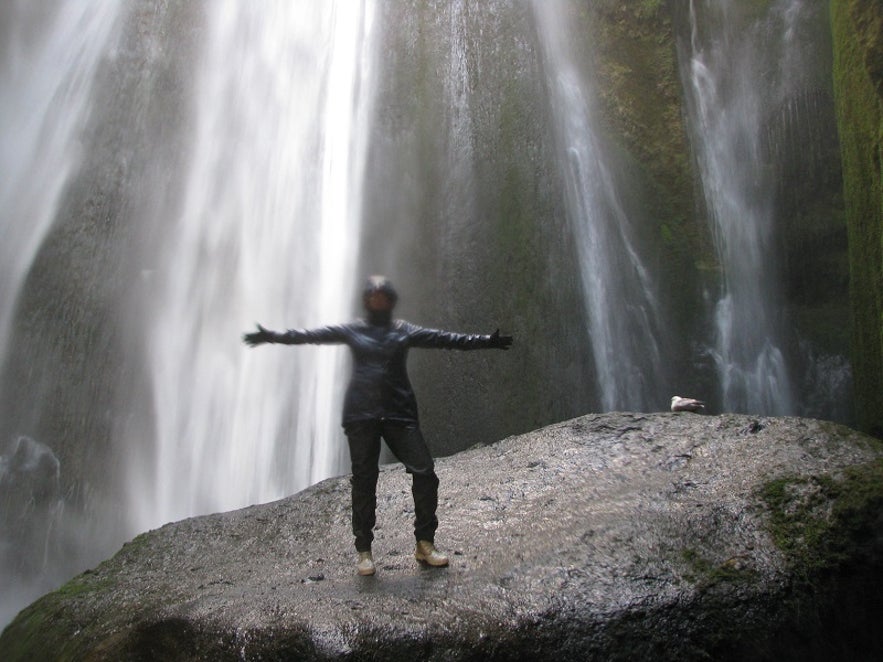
[415,540,449,567]
[356,551,376,576]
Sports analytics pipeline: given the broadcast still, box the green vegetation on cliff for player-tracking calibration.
[761,456,883,573]
[831,0,883,437]
[590,1,698,259]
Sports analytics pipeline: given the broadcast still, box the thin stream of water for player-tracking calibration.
[532,0,665,412]
[679,0,809,415]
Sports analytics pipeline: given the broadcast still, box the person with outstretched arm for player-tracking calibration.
[243,275,513,576]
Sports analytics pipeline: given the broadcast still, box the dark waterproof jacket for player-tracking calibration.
[275,320,496,425]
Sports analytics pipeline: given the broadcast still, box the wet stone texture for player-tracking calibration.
[3,412,883,660]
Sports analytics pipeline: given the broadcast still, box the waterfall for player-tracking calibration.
[0,0,380,628]
[0,0,123,628]
[679,0,808,415]
[129,1,377,532]
[0,0,121,363]
[531,1,665,411]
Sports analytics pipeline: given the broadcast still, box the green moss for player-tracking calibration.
[681,548,757,591]
[0,562,127,661]
[831,0,883,436]
[3,592,90,661]
[635,0,663,21]
[587,0,709,326]
[590,2,691,204]
[759,458,883,574]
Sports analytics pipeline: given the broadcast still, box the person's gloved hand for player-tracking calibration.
[243,324,277,347]
[489,328,513,350]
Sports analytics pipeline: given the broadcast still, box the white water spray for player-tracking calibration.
[0,0,122,627]
[532,1,664,411]
[0,0,121,362]
[680,0,804,414]
[131,1,377,531]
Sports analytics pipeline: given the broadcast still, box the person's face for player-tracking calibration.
[365,290,394,312]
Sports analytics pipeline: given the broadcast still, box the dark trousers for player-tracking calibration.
[344,420,439,552]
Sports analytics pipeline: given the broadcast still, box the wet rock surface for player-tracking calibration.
[3,412,883,660]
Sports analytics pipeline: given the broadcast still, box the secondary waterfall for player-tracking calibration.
[129,1,377,532]
[679,0,809,415]
[532,1,665,411]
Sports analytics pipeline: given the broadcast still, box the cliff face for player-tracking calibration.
[3,413,882,660]
[831,0,883,437]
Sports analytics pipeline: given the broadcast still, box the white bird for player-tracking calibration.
[671,396,705,413]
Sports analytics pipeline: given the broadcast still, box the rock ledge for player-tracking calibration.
[2,412,883,660]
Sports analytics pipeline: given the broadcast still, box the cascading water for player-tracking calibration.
[0,0,121,363]
[0,0,123,628]
[679,0,807,415]
[0,0,380,629]
[130,1,377,532]
[531,1,666,412]
[0,2,122,629]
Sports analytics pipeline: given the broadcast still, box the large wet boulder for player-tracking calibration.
[2,412,882,660]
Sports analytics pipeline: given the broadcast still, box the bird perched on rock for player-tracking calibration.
[671,396,705,413]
